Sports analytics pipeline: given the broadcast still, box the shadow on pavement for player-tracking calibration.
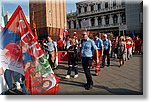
[93,85,143,95]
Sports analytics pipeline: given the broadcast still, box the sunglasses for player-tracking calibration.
[82,34,86,35]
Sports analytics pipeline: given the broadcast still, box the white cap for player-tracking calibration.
[104,34,107,37]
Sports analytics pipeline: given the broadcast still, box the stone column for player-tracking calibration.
[117,13,121,24]
[81,6,84,13]
[94,4,98,11]
[109,14,113,25]
[118,0,122,6]
[71,20,74,29]
[109,0,113,8]
[101,1,105,9]
[88,18,91,27]
[87,5,91,12]
[95,17,98,26]
[76,19,79,29]
[102,15,105,26]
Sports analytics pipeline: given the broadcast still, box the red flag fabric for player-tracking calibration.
[0,6,59,95]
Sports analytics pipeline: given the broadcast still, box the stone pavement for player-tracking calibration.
[54,55,143,95]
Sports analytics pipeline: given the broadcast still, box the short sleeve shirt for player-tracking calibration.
[81,38,97,57]
[94,38,104,50]
[46,41,57,52]
[103,39,112,50]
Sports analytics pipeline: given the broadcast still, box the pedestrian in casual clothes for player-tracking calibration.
[134,36,142,54]
[117,36,126,67]
[63,40,79,79]
[92,33,104,76]
[126,37,133,60]
[102,34,112,68]
[57,38,63,51]
[81,31,98,90]
[64,35,71,50]
[46,36,58,69]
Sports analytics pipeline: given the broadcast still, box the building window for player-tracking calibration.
[105,2,108,8]
[91,5,94,11]
[98,16,102,25]
[73,20,76,29]
[78,8,81,14]
[113,14,118,24]
[68,21,71,29]
[78,19,82,28]
[105,16,109,25]
[98,4,101,10]
[84,7,87,13]
[113,0,116,7]
[91,18,95,26]
[121,0,125,6]
[122,13,126,24]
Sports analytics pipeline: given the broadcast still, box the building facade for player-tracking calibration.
[29,0,67,39]
[67,0,143,37]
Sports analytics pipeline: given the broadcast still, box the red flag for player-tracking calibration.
[1,6,59,95]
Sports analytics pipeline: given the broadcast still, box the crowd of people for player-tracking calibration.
[38,31,143,90]
[0,30,143,94]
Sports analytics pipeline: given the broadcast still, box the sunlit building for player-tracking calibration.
[29,0,67,39]
[67,0,143,37]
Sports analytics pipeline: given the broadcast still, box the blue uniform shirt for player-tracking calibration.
[103,39,112,50]
[46,41,57,52]
[94,38,104,50]
[81,38,97,57]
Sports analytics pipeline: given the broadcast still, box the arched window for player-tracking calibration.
[105,2,108,8]
[84,7,87,13]
[91,18,95,26]
[105,15,109,25]
[91,5,94,11]
[122,13,126,24]
[68,21,71,29]
[78,19,82,28]
[98,16,102,25]
[113,0,116,7]
[78,8,81,14]
[73,20,76,29]
[113,14,118,24]
[98,4,101,10]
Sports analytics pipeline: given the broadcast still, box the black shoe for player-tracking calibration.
[107,64,110,67]
[85,84,93,90]
[83,83,88,87]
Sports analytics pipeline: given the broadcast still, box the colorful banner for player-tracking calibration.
[0,6,59,95]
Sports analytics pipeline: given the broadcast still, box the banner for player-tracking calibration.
[0,6,59,95]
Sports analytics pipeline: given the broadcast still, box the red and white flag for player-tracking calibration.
[0,6,59,95]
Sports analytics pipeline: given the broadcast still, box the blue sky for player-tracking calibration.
[1,0,29,16]
[1,0,79,17]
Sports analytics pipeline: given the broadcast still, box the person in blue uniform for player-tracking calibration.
[81,31,98,90]
[102,34,112,67]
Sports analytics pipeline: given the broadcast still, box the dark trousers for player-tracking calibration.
[82,57,93,85]
[102,50,110,67]
[67,60,78,75]
[67,66,78,75]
